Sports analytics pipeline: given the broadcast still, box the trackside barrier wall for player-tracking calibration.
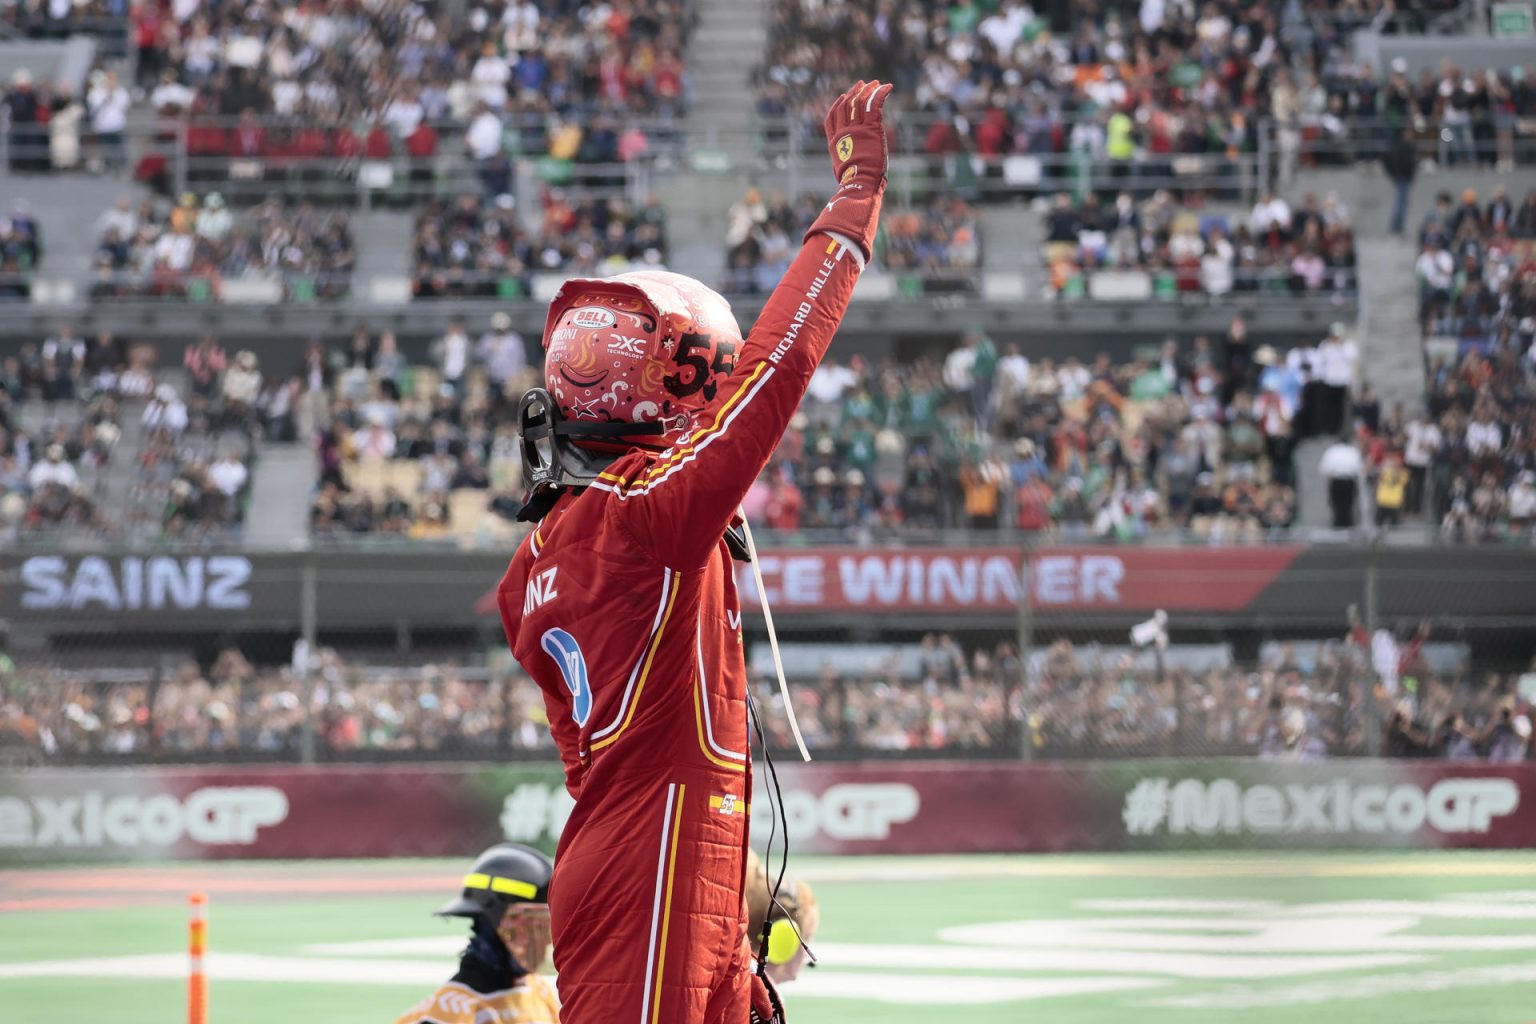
[8,546,1536,634]
[0,760,1529,865]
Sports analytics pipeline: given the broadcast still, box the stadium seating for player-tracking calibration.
[753,0,1532,200]
[8,636,1530,763]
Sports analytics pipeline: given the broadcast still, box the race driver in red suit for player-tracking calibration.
[495,80,892,1024]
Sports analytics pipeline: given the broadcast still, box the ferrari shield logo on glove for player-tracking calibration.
[835,135,853,162]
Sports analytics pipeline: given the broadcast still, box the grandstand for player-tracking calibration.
[1,3,1535,1023]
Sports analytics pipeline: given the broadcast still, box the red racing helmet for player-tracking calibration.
[541,271,743,450]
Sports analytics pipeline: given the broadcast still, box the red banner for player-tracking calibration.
[3,759,1529,864]
[733,546,1303,614]
[766,761,1535,855]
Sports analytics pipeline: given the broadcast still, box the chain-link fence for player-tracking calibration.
[2,543,1532,769]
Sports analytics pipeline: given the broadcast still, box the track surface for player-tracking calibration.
[3,853,1536,1024]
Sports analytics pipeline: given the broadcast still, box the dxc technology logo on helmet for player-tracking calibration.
[570,306,617,330]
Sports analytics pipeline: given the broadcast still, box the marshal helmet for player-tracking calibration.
[437,843,553,919]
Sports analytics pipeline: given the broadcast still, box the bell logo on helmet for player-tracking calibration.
[570,306,617,330]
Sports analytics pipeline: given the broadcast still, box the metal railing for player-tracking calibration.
[4,108,1271,205]
[1283,113,1536,169]
[80,269,354,304]
[745,112,1265,206]
[1046,264,1359,301]
[1,11,131,58]
[1,113,680,208]
[61,260,1350,307]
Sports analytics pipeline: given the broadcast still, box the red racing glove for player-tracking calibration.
[750,969,786,1024]
[802,79,892,262]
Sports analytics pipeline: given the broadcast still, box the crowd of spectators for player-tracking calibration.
[1365,57,1535,173]
[133,0,688,197]
[0,326,135,541]
[2,0,126,39]
[1406,347,1536,542]
[0,647,550,760]
[1044,186,1357,298]
[3,0,691,192]
[89,191,355,301]
[132,342,261,542]
[755,1,1527,195]
[725,188,980,295]
[1382,186,1536,541]
[306,319,531,541]
[1414,187,1536,344]
[412,191,668,299]
[299,306,1345,543]
[128,0,691,123]
[744,316,1323,540]
[0,328,272,544]
[5,637,1530,763]
[1025,635,1532,761]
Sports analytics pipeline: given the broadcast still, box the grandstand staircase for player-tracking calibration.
[686,0,767,165]
[1,174,139,295]
[1287,165,1522,532]
[1356,235,1426,416]
[655,0,772,283]
[244,444,315,547]
[99,395,144,514]
[352,211,416,302]
[974,203,1040,281]
[1294,436,1336,531]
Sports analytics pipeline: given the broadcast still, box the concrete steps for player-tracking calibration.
[1,174,143,285]
[1294,437,1337,530]
[352,211,417,289]
[100,395,145,509]
[682,0,765,160]
[1355,236,1424,415]
[653,173,749,284]
[975,204,1041,270]
[242,442,316,548]
[662,0,771,281]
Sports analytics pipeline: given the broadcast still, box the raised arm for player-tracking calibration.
[601,81,893,568]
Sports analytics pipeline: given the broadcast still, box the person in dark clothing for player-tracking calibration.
[1223,314,1252,403]
[1386,710,1429,758]
[1382,128,1418,235]
[395,844,560,1024]
[1045,191,1080,243]
[1351,383,1381,434]
[3,69,45,173]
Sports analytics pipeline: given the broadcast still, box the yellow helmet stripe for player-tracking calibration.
[462,873,539,900]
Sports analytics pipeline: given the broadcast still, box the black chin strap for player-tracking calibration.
[515,388,754,562]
